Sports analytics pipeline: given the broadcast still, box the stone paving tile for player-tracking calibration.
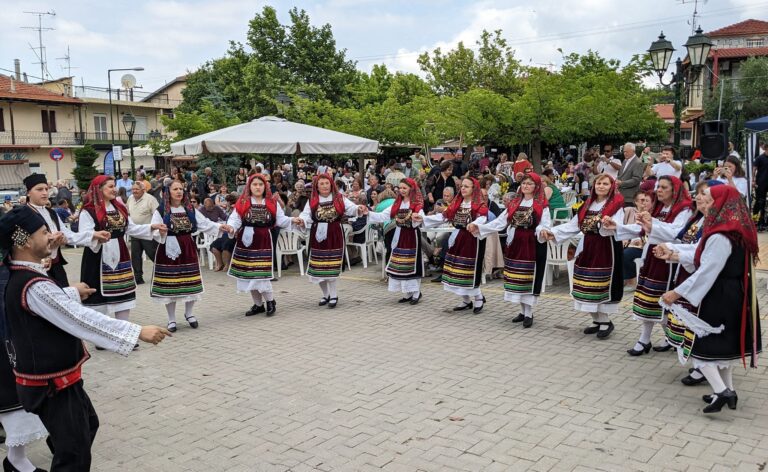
[3,246,767,471]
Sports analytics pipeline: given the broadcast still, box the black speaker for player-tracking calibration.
[700,120,729,163]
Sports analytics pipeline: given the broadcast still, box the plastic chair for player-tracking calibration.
[542,239,570,293]
[346,224,379,268]
[195,232,216,270]
[561,190,578,208]
[275,231,305,278]
[341,224,353,271]
[551,207,572,226]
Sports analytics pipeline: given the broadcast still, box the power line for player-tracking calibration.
[351,1,768,63]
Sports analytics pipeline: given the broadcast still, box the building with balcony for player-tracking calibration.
[682,19,768,144]
[0,72,187,189]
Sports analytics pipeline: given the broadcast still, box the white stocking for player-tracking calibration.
[319,281,329,299]
[522,303,533,318]
[114,310,130,321]
[720,365,734,390]
[328,280,338,299]
[165,302,177,324]
[639,321,654,343]
[6,444,36,472]
[699,364,727,393]
[263,291,274,302]
[184,301,195,320]
[250,290,264,305]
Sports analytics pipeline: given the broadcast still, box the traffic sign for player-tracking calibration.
[49,147,64,161]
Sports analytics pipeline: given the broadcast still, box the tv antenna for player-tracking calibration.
[56,45,78,77]
[22,10,56,82]
[678,0,708,34]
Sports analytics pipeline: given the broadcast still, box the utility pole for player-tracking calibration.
[22,10,56,82]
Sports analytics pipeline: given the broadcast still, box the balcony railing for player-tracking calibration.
[72,85,183,107]
[0,130,155,147]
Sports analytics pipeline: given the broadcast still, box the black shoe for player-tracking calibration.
[473,301,484,314]
[185,315,199,329]
[246,304,266,316]
[701,392,736,407]
[522,316,533,328]
[3,457,46,472]
[167,321,177,333]
[703,389,738,413]
[681,369,708,386]
[409,293,422,305]
[328,297,338,309]
[431,274,443,283]
[511,313,525,323]
[453,302,473,311]
[318,297,330,306]
[398,296,413,303]
[135,277,145,285]
[266,300,276,317]
[583,322,600,334]
[653,343,673,352]
[627,341,652,356]
[95,346,106,351]
[596,321,614,339]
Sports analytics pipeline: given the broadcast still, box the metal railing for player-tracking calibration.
[0,130,154,146]
[72,85,183,107]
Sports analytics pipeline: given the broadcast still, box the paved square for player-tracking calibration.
[14,247,768,471]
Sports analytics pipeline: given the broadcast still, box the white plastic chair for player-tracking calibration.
[561,190,578,208]
[341,224,353,271]
[346,224,379,268]
[195,232,216,270]
[542,239,570,293]
[275,231,305,278]
[551,207,572,226]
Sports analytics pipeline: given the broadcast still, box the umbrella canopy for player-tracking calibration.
[170,116,379,155]
[745,115,768,132]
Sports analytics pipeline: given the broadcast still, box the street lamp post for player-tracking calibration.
[122,112,137,180]
[734,94,745,156]
[647,27,713,149]
[148,129,162,171]
[107,67,144,175]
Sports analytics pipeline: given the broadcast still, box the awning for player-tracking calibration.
[0,161,32,190]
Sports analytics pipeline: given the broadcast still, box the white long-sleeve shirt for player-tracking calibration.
[475,199,551,242]
[550,200,624,258]
[29,203,93,259]
[670,234,732,306]
[367,201,425,250]
[152,207,222,259]
[226,197,293,239]
[297,195,360,242]
[14,260,141,356]
[78,203,159,268]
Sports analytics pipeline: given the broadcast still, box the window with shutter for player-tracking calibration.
[0,108,5,132]
[41,110,57,133]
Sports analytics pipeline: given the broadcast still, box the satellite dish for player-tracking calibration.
[121,74,137,89]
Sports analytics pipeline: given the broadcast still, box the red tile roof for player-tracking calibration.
[654,104,692,129]
[0,75,82,104]
[710,46,768,59]
[708,19,768,37]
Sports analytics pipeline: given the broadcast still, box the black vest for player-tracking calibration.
[4,265,87,379]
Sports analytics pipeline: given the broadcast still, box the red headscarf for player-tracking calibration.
[390,178,424,218]
[506,172,548,222]
[578,174,624,224]
[694,185,758,268]
[309,174,345,214]
[444,177,488,220]
[695,185,760,368]
[82,175,128,226]
[235,174,276,218]
[652,176,692,222]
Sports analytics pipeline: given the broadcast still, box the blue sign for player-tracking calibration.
[104,151,115,176]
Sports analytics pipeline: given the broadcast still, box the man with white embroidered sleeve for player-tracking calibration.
[0,205,170,471]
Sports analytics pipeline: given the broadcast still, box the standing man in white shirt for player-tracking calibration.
[651,145,683,179]
[127,182,160,284]
[116,171,134,194]
[594,144,621,180]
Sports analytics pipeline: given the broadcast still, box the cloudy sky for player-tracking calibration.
[0,0,765,94]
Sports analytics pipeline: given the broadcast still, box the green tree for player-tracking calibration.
[417,30,521,97]
[72,145,100,190]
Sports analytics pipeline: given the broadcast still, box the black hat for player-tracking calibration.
[23,174,47,191]
[0,206,47,250]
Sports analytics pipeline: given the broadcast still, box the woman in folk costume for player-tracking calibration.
[78,175,166,321]
[604,176,693,356]
[151,181,233,332]
[657,185,761,413]
[419,177,488,313]
[468,173,551,328]
[227,174,293,317]
[363,178,426,304]
[640,180,723,386]
[294,174,365,308]
[541,174,625,338]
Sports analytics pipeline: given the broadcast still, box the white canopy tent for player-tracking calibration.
[170,116,379,156]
